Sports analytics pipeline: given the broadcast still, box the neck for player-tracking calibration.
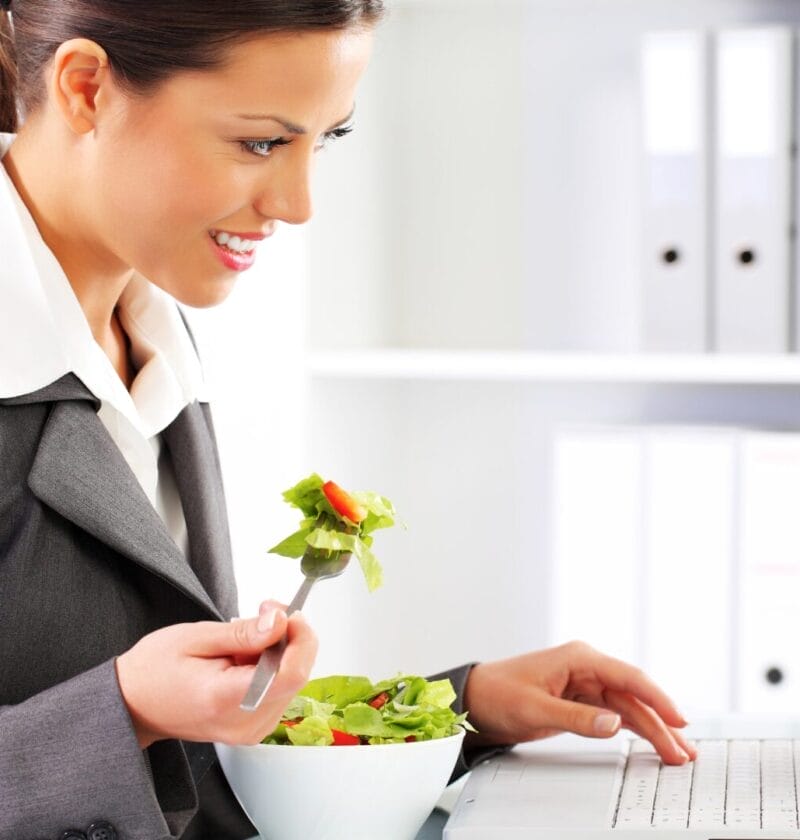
[2,123,134,344]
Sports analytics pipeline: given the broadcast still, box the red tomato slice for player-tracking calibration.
[405,735,417,742]
[368,692,390,709]
[331,728,361,746]
[323,480,368,524]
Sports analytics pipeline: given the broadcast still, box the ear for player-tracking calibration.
[49,37,110,134]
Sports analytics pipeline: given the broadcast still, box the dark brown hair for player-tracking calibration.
[0,1,385,134]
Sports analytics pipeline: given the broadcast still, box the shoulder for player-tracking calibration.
[0,373,99,485]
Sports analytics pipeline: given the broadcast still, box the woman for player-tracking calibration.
[0,2,696,838]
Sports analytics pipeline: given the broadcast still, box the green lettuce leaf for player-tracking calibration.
[352,537,383,592]
[298,675,376,707]
[282,695,337,721]
[267,525,314,558]
[281,473,327,517]
[285,715,334,746]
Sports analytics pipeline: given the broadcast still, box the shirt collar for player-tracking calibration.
[0,132,210,436]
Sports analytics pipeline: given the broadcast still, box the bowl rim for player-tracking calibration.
[215,725,466,753]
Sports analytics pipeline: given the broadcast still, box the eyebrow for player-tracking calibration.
[234,106,356,135]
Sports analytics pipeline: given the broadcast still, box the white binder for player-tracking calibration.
[642,427,736,715]
[737,432,800,713]
[640,31,710,352]
[714,28,794,353]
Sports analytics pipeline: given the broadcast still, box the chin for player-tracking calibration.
[173,279,237,309]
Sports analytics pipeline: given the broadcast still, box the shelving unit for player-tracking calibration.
[309,349,800,385]
[282,0,800,712]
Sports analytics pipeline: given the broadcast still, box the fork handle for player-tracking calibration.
[239,576,315,712]
[286,575,315,615]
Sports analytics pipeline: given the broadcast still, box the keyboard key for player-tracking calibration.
[652,757,693,827]
[614,740,659,827]
[688,740,727,829]
[762,740,798,830]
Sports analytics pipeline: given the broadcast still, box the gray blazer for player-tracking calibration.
[0,372,491,839]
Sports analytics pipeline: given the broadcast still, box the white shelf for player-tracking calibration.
[308,349,800,385]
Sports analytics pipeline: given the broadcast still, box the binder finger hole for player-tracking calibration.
[737,248,757,266]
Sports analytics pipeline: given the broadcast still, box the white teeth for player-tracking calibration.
[210,230,257,253]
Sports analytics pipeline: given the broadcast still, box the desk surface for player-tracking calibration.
[247,807,449,840]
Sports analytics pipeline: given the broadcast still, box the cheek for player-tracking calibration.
[99,140,242,241]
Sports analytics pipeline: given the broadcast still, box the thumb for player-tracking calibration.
[537,694,621,739]
[187,609,288,656]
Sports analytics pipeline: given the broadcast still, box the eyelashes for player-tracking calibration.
[239,137,291,157]
[324,125,354,142]
[239,124,354,158]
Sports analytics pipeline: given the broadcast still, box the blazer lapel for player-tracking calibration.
[161,401,239,619]
[25,378,223,620]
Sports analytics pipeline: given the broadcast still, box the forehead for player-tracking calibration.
[155,28,373,122]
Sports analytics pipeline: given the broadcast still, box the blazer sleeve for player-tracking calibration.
[0,657,198,840]
[428,663,513,785]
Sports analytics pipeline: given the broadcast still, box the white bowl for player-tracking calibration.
[215,728,465,840]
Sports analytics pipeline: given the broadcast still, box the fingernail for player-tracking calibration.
[678,747,690,763]
[257,608,280,634]
[594,713,621,735]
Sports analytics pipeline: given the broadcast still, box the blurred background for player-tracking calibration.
[186,0,800,720]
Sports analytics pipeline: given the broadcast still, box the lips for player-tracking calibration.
[208,233,258,271]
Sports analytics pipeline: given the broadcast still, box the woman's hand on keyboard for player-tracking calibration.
[462,640,698,766]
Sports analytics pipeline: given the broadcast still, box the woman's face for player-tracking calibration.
[80,27,373,307]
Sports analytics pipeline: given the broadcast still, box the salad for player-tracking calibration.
[268,473,400,592]
[262,674,475,746]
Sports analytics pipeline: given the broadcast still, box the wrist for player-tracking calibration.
[113,654,161,750]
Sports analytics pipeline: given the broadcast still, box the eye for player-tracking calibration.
[315,124,355,152]
[239,137,292,158]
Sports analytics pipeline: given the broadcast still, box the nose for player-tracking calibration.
[253,149,314,226]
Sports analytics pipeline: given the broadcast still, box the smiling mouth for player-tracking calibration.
[208,230,259,255]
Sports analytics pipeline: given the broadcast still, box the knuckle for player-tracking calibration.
[571,708,588,731]
[570,639,593,654]
[233,619,252,650]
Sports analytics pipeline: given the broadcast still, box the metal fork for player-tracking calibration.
[239,546,352,712]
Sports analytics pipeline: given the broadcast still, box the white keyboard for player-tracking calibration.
[612,738,800,830]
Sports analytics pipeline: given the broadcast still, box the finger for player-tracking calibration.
[267,612,319,698]
[184,613,288,657]
[259,599,289,615]
[220,612,319,718]
[672,728,697,760]
[532,691,622,740]
[604,689,690,765]
[587,652,688,729]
